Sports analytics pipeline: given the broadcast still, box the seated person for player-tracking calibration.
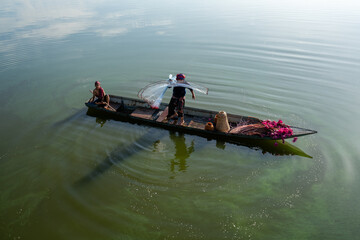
[88,81,111,109]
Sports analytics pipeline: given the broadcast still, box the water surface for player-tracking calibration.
[1,0,360,239]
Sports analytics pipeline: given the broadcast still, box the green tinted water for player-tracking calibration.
[1,0,360,239]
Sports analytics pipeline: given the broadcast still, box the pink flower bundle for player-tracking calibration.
[261,119,294,143]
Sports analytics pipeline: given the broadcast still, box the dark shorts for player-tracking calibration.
[92,97,107,107]
[93,94,109,103]
[167,96,185,118]
[94,98,104,103]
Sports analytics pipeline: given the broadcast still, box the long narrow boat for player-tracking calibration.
[85,95,317,143]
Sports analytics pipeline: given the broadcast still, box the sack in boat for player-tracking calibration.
[214,114,218,125]
[205,122,214,131]
[215,111,230,133]
[229,123,269,136]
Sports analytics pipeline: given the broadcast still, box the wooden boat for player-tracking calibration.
[85,95,317,143]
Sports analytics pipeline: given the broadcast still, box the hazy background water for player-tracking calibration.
[1,0,360,239]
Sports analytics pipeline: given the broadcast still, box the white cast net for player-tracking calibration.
[138,74,209,109]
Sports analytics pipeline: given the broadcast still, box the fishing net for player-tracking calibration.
[229,119,294,143]
[138,81,169,108]
[229,123,268,136]
[138,75,209,109]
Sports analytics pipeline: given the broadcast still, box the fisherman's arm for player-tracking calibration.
[190,89,196,100]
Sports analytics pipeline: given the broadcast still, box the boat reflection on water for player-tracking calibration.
[218,139,312,158]
[75,116,312,186]
[95,117,107,127]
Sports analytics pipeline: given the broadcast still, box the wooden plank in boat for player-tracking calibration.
[110,103,121,110]
[130,108,156,120]
[156,107,168,122]
[187,120,205,130]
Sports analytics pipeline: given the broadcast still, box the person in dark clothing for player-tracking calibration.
[163,73,195,125]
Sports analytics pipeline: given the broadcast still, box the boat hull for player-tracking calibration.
[85,95,317,143]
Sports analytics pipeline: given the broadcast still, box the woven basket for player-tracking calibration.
[215,111,230,133]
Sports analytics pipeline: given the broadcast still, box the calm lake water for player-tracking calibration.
[1,0,360,239]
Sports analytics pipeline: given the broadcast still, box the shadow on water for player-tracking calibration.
[52,108,88,127]
[74,113,312,187]
[74,127,167,187]
[53,107,108,128]
[74,128,206,186]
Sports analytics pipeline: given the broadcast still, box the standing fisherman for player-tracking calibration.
[163,74,195,125]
